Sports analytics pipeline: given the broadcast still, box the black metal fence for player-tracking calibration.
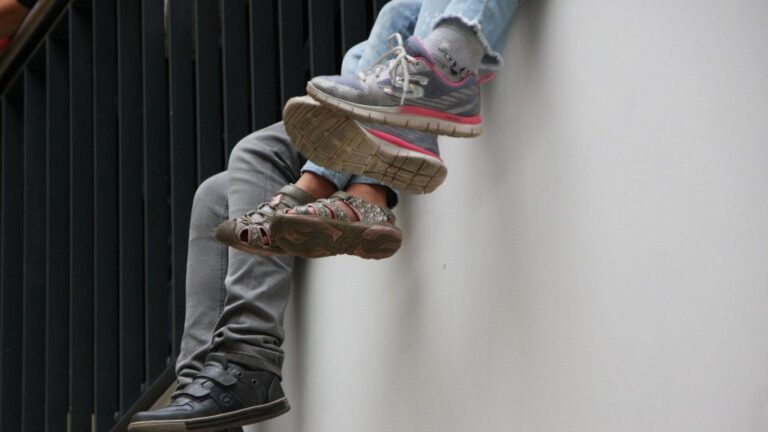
[0,0,386,430]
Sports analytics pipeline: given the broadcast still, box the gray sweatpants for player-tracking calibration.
[175,122,305,386]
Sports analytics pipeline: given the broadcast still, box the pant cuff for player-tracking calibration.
[215,348,284,378]
[301,160,351,191]
[434,15,504,70]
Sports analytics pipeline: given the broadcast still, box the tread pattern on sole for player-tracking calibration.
[272,215,402,260]
[285,98,448,194]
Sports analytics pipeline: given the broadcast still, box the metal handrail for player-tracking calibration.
[0,0,68,93]
[110,364,177,432]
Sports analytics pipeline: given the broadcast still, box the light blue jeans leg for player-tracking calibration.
[302,0,424,206]
[414,0,520,70]
[341,0,423,74]
[300,160,353,192]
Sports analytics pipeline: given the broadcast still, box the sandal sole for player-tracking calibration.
[285,96,447,194]
[271,214,402,260]
[127,397,290,432]
[306,82,483,138]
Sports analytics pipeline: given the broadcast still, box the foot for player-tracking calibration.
[270,191,402,259]
[215,184,315,256]
[284,96,447,194]
[128,353,289,432]
[306,33,482,138]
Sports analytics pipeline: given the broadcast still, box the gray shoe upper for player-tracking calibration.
[359,121,441,158]
[310,34,481,117]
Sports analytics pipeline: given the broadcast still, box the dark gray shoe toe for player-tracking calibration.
[131,403,193,423]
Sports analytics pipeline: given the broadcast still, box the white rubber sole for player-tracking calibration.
[284,96,447,194]
[306,82,483,138]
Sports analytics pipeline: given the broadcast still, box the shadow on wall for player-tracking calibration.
[253,0,768,431]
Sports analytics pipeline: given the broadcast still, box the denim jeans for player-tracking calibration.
[302,0,519,192]
[345,0,519,73]
[176,0,519,383]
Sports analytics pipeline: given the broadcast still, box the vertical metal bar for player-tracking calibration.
[370,0,391,26]
[0,100,2,258]
[374,0,392,16]
[0,97,2,283]
[141,0,171,385]
[340,0,367,54]
[278,0,307,105]
[45,17,71,432]
[195,0,223,179]
[68,1,95,430]
[117,0,145,414]
[93,0,120,427]
[168,0,196,353]
[0,101,2,426]
[249,0,279,129]
[309,0,338,77]
[370,0,377,23]
[21,50,47,432]
[0,80,24,432]
[221,0,250,157]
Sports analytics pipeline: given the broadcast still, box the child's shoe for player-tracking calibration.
[284,96,446,194]
[307,33,482,138]
[215,184,315,256]
[270,191,402,260]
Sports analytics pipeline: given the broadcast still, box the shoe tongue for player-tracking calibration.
[404,36,434,63]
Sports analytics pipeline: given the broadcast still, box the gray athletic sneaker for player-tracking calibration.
[284,96,447,194]
[307,33,482,138]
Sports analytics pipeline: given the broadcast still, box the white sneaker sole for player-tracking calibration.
[285,96,448,194]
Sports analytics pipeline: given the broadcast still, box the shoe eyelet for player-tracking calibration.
[251,379,257,385]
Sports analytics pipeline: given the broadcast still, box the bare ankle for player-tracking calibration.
[295,172,337,199]
[345,183,389,208]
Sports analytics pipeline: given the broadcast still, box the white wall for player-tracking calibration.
[251,1,768,431]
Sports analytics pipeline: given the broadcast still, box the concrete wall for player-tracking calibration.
[251,0,768,431]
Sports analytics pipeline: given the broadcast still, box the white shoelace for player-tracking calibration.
[357,33,417,105]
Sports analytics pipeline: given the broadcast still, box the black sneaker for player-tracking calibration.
[128,353,289,431]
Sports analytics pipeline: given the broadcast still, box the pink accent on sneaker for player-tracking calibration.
[398,105,482,125]
[414,57,475,87]
[409,37,475,87]
[367,128,443,161]
[478,72,496,84]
